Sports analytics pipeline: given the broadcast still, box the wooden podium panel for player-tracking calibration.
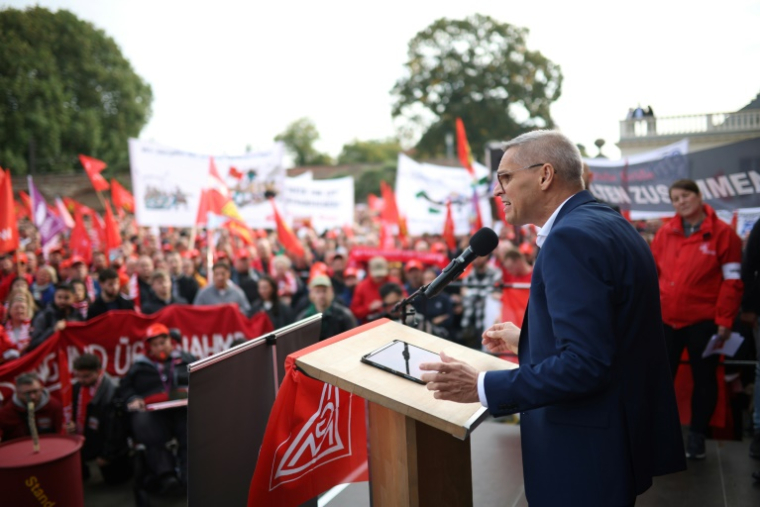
[295,319,516,440]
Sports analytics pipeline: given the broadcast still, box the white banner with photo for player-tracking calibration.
[282,176,354,233]
[395,154,493,236]
[129,139,285,228]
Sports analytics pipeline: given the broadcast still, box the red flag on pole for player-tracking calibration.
[104,200,122,262]
[270,199,305,258]
[379,181,400,225]
[69,211,93,265]
[455,117,476,178]
[110,179,135,215]
[196,157,254,245]
[443,200,457,251]
[0,169,20,254]
[79,155,110,192]
[19,190,32,218]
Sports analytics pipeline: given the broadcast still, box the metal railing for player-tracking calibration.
[620,109,760,139]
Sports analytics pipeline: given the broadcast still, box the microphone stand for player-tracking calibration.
[392,283,430,328]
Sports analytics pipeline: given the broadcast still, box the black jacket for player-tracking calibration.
[72,373,129,462]
[141,295,188,315]
[29,303,85,351]
[173,275,199,305]
[87,295,135,321]
[117,349,197,403]
[297,301,357,341]
[250,300,295,330]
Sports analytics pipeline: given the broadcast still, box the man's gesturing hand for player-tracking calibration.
[482,322,520,354]
[419,351,480,404]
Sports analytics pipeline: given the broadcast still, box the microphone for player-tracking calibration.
[424,227,499,299]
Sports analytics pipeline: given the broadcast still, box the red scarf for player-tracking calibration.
[5,320,32,351]
[76,375,102,434]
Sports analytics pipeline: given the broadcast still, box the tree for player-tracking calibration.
[391,14,562,160]
[275,117,333,167]
[337,138,401,165]
[0,7,153,174]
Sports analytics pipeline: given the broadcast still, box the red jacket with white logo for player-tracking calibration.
[651,204,743,329]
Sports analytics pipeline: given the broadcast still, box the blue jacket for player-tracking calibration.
[484,191,686,506]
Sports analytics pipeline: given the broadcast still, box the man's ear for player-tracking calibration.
[539,164,556,190]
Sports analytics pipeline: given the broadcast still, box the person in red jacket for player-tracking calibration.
[651,179,743,461]
[350,256,403,323]
[0,372,64,442]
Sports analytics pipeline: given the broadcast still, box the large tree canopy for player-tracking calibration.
[391,14,563,160]
[337,138,401,165]
[0,7,152,174]
[275,117,333,167]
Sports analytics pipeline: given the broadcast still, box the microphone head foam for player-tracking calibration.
[469,227,499,256]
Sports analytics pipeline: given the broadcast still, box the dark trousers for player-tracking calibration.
[663,321,719,435]
[130,408,188,481]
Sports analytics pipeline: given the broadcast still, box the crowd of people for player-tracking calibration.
[0,164,759,499]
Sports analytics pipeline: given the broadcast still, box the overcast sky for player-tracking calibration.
[5,0,760,163]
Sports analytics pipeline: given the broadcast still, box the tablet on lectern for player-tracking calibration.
[361,340,441,385]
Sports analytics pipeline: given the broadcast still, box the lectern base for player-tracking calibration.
[368,402,473,507]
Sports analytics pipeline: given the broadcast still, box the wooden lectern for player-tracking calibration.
[296,319,517,507]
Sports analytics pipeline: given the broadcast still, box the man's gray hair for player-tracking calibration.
[502,130,583,187]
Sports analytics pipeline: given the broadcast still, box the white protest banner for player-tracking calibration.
[395,154,492,236]
[282,176,354,233]
[129,139,285,228]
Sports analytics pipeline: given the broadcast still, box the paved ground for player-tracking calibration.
[84,420,760,507]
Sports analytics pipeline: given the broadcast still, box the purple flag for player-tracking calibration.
[28,176,66,246]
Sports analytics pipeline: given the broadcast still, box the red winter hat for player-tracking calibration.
[145,323,170,342]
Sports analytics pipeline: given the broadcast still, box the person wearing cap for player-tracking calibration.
[335,266,359,308]
[70,255,99,303]
[0,251,34,303]
[297,275,357,341]
[28,282,85,352]
[141,270,188,314]
[118,323,196,490]
[403,259,425,294]
[87,268,136,320]
[230,248,262,305]
[350,256,403,323]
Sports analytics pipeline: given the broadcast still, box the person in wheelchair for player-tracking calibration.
[118,323,196,493]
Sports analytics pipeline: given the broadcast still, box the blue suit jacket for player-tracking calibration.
[484,191,686,506]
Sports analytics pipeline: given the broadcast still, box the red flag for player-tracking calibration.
[69,211,93,265]
[379,181,400,225]
[270,199,305,258]
[731,210,738,232]
[443,200,457,251]
[56,197,75,229]
[14,200,30,220]
[111,179,135,216]
[19,190,32,218]
[104,200,122,261]
[0,169,20,254]
[228,166,244,180]
[455,117,475,178]
[247,323,375,507]
[195,157,254,243]
[367,193,383,213]
[79,154,110,192]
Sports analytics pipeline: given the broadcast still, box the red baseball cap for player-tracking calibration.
[344,267,359,278]
[13,252,28,264]
[145,323,170,341]
[235,248,251,260]
[70,255,86,266]
[404,259,424,272]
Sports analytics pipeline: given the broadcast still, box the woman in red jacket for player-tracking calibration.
[651,179,743,461]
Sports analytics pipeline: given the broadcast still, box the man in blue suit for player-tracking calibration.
[421,130,686,506]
